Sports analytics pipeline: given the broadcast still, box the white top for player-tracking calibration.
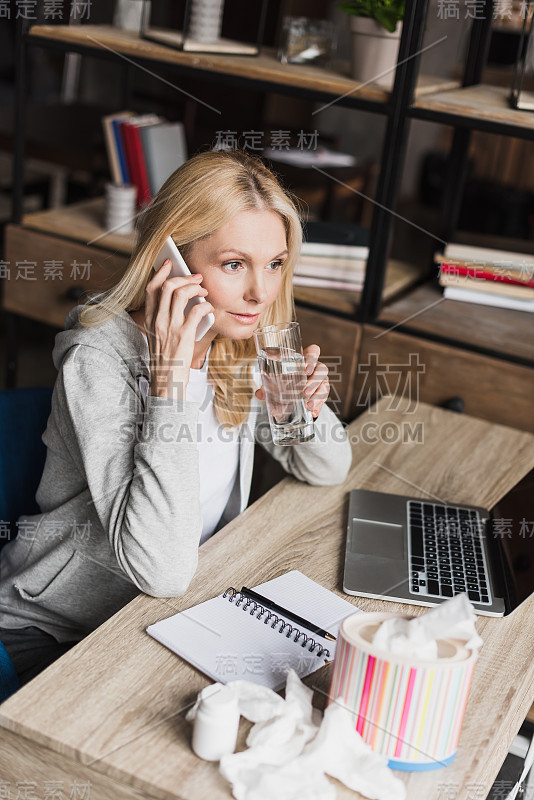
[139,335,240,544]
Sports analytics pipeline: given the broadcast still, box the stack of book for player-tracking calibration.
[436,243,534,313]
[102,111,187,208]
[293,223,369,292]
[293,240,368,291]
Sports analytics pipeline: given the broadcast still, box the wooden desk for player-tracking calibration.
[1,400,533,800]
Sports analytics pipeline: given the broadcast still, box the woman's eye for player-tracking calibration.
[267,260,284,271]
[223,261,243,272]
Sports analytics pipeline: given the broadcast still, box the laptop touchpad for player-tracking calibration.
[350,518,405,559]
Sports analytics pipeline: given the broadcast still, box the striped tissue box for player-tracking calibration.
[328,612,477,772]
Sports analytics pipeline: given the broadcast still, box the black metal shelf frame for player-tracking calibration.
[6,0,533,385]
[357,0,429,323]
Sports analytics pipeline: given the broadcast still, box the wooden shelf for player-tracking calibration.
[21,199,423,314]
[28,25,459,106]
[414,74,460,97]
[22,198,136,254]
[293,260,422,314]
[380,281,534,363]
[412,84,534,131]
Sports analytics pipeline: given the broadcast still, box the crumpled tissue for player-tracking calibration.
[372,592,483,660]
[187,669,406,800]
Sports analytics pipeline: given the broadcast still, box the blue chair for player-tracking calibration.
[0,386,52,543]
[0,641,19,702]
[0,386,52,702]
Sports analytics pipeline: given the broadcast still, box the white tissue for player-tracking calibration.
[209,670,406,800]
[186,680,285,725]
[300,701,407,800]
[372,593,483,660]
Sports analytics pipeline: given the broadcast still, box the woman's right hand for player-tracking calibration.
[144,259,214,401]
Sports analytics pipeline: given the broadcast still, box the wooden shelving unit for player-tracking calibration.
[28,24,459,107]
[21,198,136,255]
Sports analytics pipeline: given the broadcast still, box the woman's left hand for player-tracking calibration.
[303,344,330,419]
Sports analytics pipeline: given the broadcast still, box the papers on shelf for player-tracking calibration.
[264,147,357,169]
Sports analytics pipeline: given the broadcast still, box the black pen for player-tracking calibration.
[240,587,336,642]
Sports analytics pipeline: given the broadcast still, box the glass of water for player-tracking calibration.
[253,322,315,446]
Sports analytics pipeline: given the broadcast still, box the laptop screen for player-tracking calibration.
[490,467,534,614]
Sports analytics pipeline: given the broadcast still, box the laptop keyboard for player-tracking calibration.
[407,501,491,604]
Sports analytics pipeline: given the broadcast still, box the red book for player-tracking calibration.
[120,119,153,208]
[439,263,534,288]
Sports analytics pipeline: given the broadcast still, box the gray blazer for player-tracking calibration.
[0,307,351,642]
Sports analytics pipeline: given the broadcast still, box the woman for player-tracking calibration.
[0,150,351,686]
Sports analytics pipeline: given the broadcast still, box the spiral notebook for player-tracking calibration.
[146,571,359,690]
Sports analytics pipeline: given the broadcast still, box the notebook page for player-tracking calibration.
[254,570,360,636]
[146,571,359,690]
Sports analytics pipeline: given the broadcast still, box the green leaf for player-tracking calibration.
[338,0,404,31]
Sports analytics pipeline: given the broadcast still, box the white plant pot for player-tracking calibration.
[349,17,402,90]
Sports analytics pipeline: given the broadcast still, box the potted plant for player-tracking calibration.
[339,0,405,89]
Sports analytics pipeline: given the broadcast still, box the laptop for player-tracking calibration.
[344,467,534,617]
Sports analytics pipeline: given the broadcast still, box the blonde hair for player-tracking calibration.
[79,150,302,428]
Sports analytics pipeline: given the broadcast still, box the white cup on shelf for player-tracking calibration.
[188,0,225,43]
[104,183,137,235]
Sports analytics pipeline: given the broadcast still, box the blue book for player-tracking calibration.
[112,117,131,184]
[102,110,135,184]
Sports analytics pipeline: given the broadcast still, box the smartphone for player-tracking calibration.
[153,236,215,341]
